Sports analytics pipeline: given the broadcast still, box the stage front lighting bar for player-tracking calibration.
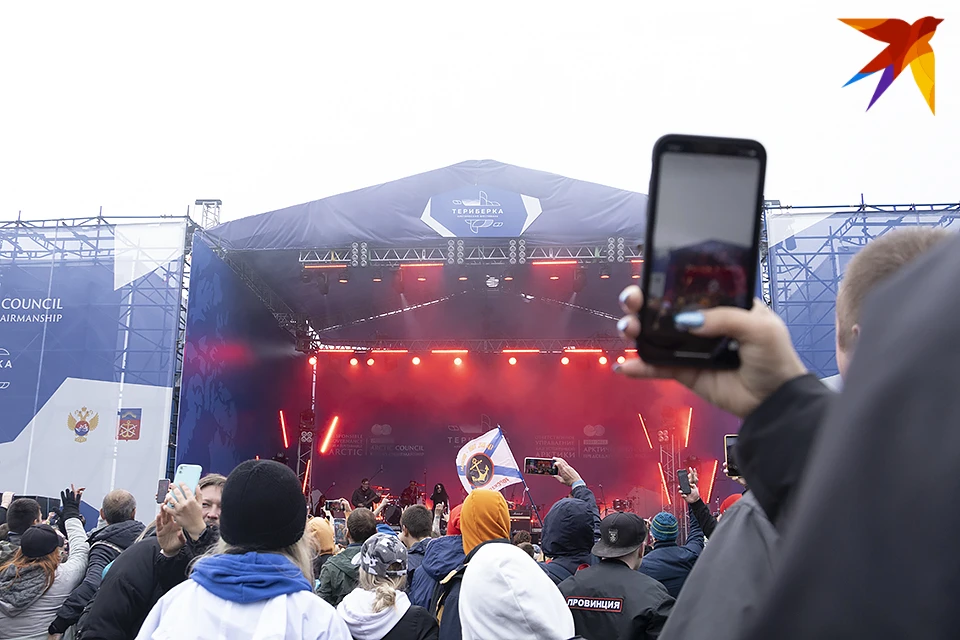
[400,263,445,268]
[564,348,604,353]
[371,349,408,353]
[304,264,350,269]
[532,260,579,266]
[431,349,468,354]
[630,259,645,264]
[501,349,541,354]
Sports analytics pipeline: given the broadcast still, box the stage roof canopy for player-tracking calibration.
[206,159,647,250]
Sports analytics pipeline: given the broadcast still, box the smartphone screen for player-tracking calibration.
[156,479,171,504]
[677,469,692,495]
[724,434,741,477]
[325,500,340,512]
[639,135,766,368]
[524,457,558,475]
[172,464,203,492]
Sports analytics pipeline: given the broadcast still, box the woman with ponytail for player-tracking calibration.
[337,533,438,640]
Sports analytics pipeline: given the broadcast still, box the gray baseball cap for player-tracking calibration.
[352,532,408,577]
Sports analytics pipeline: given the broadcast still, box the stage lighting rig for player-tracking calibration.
[338,270,349,284]
[599,266,611,280]
[372,269,383,283]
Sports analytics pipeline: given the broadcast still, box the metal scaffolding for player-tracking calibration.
[764,199,960,377]
[0,215,198,476]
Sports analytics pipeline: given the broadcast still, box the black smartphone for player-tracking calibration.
[156,479,171,504]
[524,457,558,476]
[325,500,341,512]
[724,434,740,477]
[677,469,692,495]
[638,134,766,368]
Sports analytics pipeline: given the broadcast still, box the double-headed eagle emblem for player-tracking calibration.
[67,407,99,443]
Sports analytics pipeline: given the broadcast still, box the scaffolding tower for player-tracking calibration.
[764,199,960,377]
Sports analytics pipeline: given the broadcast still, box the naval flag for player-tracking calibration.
[456,426,523,494]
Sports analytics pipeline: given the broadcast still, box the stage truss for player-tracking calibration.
[764,199,960,377]
[0,215,199,476]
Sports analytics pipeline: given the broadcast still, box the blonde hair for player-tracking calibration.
[359,568,406,613]
[191,534,315,583]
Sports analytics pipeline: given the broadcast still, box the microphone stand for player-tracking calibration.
[599,484,607,515]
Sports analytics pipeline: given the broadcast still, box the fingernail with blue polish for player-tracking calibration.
[616,317,629,333]
[674,311,705,330]
[619,289,630,306]
[612,364,622,373]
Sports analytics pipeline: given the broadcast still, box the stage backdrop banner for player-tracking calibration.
[175,235,308,476]
[0,221,187,522]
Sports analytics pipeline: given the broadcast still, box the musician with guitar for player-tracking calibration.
[350,478,381,510]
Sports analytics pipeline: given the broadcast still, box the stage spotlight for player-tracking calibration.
[411,356,421,365]
[317,273,330,296]
[617,355,626,364]
[549,275,560,281]
[349,358,359,366]
[373,269,383,283]
[367,358,375,366]
[599,266,611,279]
[308,355,317,366]
[417,276,427,282]
[300,270,311,283]
[454,357,463,366]
[598,356,608,365]
[502,270,514,282]
[508,357,517,366]
[338,270,349,284]
[458,272,468,281]
[573,269,587,293]
[561,356,570,365]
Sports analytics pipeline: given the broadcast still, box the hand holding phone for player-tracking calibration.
[677,469,692,495]
[524,457,559,476]
[724,435,740,477]
[638,134,766,369]
[156,479,171,505]
[172,464,203,493]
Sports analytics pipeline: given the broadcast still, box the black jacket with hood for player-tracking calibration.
[48,519,145,634]
[538,483,602,584]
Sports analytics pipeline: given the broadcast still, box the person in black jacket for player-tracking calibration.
[560,512,674,639]
[538,458,601,584]
[48,490,144,636]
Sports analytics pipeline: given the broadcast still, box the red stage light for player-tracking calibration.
[631,259,645,264]
[617,355,626,364]
[302,458,311,492]
[279,411,289,449]
[658,462,672,506]
[453,357,463,366]
[411,356,421,365]
[501,349,540,354]
[549,275,560,280]
[638,413,653,449]
[598,356,608,365]
[372,349,408,354]
[319,415,339,454]
[308,355,317,366]
[508,357,517,365]
[631,273,641,279]
[503,275,514,281]
[367,358,375,366]
[565,348,603,353]
[702,459,719,503]
[684,407,693,448]
[349,358,359,366]
[458,275,468,281]
[561,356,570,365]
[432,349,468,354]
[532,260,579,266]
[303,264,349,270]
[417,276,427,282]
[400,263,444,268]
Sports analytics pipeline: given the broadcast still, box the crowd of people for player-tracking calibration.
[0,226,954,638]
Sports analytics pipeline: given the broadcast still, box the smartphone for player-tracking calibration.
[156,479,171,504]
[677,469,692,495]
[325,500,341,512]
[724,434,741,477]
[638,134,766,368]
[172,464,203,492]
[524,457,558,476]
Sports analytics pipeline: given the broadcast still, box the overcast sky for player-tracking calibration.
[1,1,955,224]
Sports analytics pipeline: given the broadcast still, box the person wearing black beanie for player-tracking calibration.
[136,460,352,640]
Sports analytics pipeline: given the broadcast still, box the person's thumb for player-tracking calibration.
[683,299,763,341]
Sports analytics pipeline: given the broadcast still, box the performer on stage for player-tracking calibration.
[430,483,449,514]
[350,478,381,510]
[399,480,421,508]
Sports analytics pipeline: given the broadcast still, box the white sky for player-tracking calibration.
[0,1,956,223]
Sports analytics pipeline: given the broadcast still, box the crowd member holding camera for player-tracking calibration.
[136,459,350,639]
[616,227,954,637]
[537,458,601,585]
[0,486,89,640]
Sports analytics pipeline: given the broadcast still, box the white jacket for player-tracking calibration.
[0,517,90,640]
[135,579,352,640]
[337,588,410,640]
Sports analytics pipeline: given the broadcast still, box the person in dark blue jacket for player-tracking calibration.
[537,458,601,584]
[638,507,704,598]
[407,505,464,610]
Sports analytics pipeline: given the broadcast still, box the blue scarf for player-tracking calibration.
[191,552,311,604]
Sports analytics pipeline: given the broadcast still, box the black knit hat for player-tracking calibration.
[20,524,63,558]
[219,459,307,550]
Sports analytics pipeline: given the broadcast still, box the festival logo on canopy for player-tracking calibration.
[421,185,542,238]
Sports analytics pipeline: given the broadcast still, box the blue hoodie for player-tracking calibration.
[538,483,601,584]
[408,535,465,610]
[191,552,311,604]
